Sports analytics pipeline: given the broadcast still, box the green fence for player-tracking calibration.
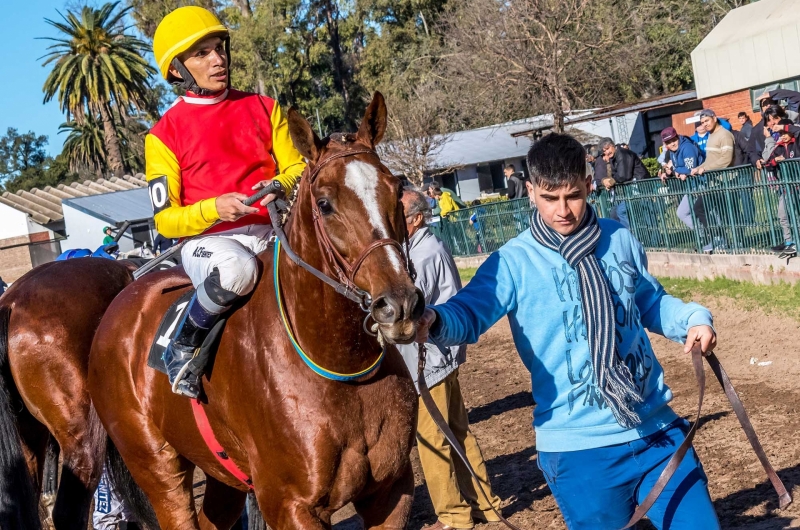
[432,159,800,257]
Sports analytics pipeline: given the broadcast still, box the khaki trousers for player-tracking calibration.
[416,370,502,528]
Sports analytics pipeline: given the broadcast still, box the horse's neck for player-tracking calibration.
[276,194,381,373]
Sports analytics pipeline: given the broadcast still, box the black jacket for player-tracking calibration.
[611,146,649,183]
[506,173,524,199]
[733,130,750,166]
[747,118,767,165]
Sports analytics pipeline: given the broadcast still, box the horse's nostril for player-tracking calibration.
[371,296,398,324]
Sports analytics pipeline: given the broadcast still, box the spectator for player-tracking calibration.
[758,90,800,121]
[153,232,176,256]
[599,138,649,229]
[589,145,608,190]
[690,121,709,153]
[0,276,6,295]
[660,127,714,252]
[692,109,734,174]
[397,189,504,529]
[102,226,115,246]
[504,164,524,199]
[749,101,787,167]
[431,181,467,209]
[469,199,488,253]
[432,186,461,217]
[765,118,800,257]
[737,112,753,141]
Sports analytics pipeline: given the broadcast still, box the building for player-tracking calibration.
[690,0,800,132]
[0,175,148,281]
[61,188,155,252]
[414,113,621,202]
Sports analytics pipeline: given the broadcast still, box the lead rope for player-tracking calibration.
[418,340,791,530]
[417,341,522,530]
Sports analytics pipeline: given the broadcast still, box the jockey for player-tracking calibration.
[148,6,306,398]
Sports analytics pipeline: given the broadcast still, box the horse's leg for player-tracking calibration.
[255,490,329,530]
[197,475,246,530]
[41,436,59,525]
[51,406,106,530]
[109,418,199,530]
[353,463,414,530]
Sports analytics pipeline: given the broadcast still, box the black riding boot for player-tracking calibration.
[163,296,221,398]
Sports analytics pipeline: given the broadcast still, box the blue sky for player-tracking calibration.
[2,0,76,155]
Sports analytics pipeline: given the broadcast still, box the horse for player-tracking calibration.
[0,258,134,529]
[88,91,426,529]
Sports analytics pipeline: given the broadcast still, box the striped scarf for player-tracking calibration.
[530,206,642,428]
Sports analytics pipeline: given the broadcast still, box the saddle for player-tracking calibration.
[147,289,227,380]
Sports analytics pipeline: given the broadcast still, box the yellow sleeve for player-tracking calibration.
[145,134,219,238]
[270,102,306,192]
[439,193,458,217]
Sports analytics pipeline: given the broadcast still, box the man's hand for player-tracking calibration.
[691,167,704,176]
[756,159,764,169]
[216,193,259,222]
[602,177,616,190]
[416,308,437,344]
[252,180,284,207]
[684,325,717,355]
[678,173,687,181]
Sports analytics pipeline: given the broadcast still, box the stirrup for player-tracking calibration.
[172,357,201,398]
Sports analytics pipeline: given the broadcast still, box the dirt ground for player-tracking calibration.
[328,295,800,529]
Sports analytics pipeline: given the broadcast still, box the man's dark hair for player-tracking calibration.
[429,181,442,192]
[738,111,749,119]
[526,133,586,190]
[764,105,787,121]
[505,164,516,172]
[760,98,776,110]
[778,118,794,127]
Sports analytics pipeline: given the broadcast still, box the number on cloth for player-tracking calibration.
[156,301,189,348]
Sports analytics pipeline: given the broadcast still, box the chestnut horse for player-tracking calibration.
[88,93,425,529]
[0,258,133,529]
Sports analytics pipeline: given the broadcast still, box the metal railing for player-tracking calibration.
[431,159,800,257]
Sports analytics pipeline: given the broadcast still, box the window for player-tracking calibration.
[750,77,800,111]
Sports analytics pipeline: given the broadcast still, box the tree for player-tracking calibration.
[41,2,156,177]
[60,114,147,175]
[0,128,49,185]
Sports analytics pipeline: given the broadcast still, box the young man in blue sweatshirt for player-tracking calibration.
[416,133,720,530]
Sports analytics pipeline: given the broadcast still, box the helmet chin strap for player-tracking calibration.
[170,36,231,97]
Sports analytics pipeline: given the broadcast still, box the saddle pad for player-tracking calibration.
[147,290,227,377]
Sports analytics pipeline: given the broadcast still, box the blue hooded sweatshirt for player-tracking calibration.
[668,136,705,175]
[429,217,713,452]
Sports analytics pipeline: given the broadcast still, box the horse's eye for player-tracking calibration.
[317,198,334,215]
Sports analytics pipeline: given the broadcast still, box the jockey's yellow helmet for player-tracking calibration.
[153,6,228,80]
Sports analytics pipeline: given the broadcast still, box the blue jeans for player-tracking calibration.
[537,420,719,530]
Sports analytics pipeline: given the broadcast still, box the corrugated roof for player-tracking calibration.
[420,112,594,170]
[62,187,154,225]
[691,0,800,98]
[0,174,147,225]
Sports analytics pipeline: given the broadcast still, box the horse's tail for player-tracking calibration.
[105,438,159,529]
[0,306,42,529]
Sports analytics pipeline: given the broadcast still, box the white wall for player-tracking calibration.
[455,165,481,202]
[0,202,31,240]
[62,204,136,252]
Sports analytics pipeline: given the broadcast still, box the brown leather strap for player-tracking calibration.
[418,343,521,530]
[624,346,792,528]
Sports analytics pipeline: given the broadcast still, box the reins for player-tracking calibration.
[416,339,791,530]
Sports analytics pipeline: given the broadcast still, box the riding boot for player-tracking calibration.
[163,295,222,399]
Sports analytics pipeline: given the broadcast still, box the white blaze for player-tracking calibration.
[344,160,404,273]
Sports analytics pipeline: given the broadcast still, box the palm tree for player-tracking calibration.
[41,2,156,177]
[59,118,106,174]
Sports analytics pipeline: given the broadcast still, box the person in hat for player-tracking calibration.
[102,227,115,246]
[691,109,734,175]
[147,6,306,398]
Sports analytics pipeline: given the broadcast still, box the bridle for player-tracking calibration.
[304,146,411,311]
[268,141,415,381]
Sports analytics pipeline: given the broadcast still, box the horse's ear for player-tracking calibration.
[357,92,387,148]
[287,107,322,162]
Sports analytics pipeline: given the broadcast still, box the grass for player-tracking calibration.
[457,267,800,321]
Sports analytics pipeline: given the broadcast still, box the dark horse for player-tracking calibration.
[88,92,425,528]
[0,258,134,529]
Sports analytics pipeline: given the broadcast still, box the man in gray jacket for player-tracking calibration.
[398,188,502,530]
